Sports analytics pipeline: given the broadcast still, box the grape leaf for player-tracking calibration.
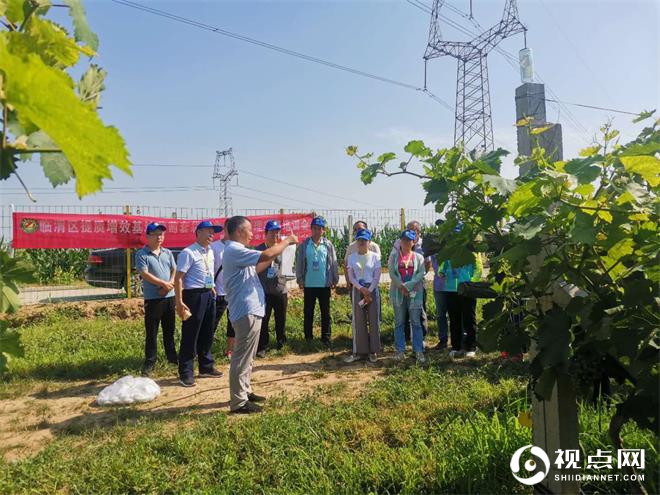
[77,63,106,107]
[619,155,660,187]
[0,34,131,196]
[422,178,448,205]
[62,0,99,50]
[564,156,602,184]
[19,17,81,67]
[507,182,541,216]
[482,174,516,194]
[404,140,431,157]
[27,130,75,186]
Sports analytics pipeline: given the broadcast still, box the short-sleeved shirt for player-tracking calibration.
[223,240,265,322]
[176,242,215,289]
[304,241,328,288]
[347,251,381,287]
[431,255,446,292]
[134,246,176,300]
[210,240,227,296]
[344,240,381,264]
[256,243,288,295]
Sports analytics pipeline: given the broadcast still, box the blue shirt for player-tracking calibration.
[431,256,446,292]
[134,246,176,300]
[176,242,215,289]
[304,241,328,288]
[223,240,265,322]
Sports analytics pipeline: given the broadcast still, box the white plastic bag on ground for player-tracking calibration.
[96,375,161,406]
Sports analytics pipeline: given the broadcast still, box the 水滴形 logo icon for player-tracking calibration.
[510,444,551,485]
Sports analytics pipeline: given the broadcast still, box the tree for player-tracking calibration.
[347,114,659,452]
[0,0,131,372]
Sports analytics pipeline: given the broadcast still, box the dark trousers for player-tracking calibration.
[303,287,331,341]
[179,289,216,379]
[258,292,288,351]
[214,295,235,338]
[404,288,428,341]
[143,296,177,367]
[446,292,477,352]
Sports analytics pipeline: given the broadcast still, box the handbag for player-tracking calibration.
[457,281,497,299]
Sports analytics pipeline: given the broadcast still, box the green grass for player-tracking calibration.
[0,294,657,494]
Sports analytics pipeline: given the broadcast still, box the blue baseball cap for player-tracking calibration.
[400,229,417,241]
[311,217,326,228]
[146,222,167,234]
[196,220,223,233]
[265,220,281,232]
[355,229,372,241]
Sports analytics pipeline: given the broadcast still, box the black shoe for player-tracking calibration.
[230,401,263,414]
[198,368,224,378]
[167,357,178,365]
[321,338,331,347]
[179,376,196,387]
[141,367,153,377]
[433,341,448,351]
[256,350,267,359]
[248,392,266,403]
[275,341,285,350]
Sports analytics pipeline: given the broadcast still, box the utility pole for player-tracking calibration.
[213,148,238,217]
[424,0,526,152]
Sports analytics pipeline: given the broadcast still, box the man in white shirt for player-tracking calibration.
[174,221,224,387]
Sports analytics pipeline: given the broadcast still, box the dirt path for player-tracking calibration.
[0,351,385,462]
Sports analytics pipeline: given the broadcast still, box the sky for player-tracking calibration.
[1,0,658,214]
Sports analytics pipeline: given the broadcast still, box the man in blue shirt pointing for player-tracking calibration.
[223,216,298,414]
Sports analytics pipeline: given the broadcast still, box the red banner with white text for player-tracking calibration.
[11,212,314,249]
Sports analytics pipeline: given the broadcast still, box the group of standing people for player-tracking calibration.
[134,215,483,414]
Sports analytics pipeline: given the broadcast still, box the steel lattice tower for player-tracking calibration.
[213,148,238,217]
[424,0,526,152]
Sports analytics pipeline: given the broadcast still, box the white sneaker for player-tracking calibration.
[465,351,476,358]
[343,354,360,363]
[394,351,405,361]
[449,350,464,359]
[368,353,377,363]
[416,352,426,364]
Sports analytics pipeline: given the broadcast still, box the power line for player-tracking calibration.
[1,162,391,208]
[537,0,615,106]
[231,191,305,210]
[234,184,335,210]
[408,0,591,142]
[130,163,391,208]
[544,99,639,116]
[111,0,454,112]
[238,169,390,208]
[131,164,211,168]
[0,186,216,195]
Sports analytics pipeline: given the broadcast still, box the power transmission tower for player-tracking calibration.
[424,0,526,152]
[213,148,238,217]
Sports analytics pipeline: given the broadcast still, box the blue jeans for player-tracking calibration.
[433,290,449,344]
[393,298,424,353]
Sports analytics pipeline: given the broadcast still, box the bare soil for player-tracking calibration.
[0,351,385,462]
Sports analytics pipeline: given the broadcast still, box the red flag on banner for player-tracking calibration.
[11,212,314,249]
